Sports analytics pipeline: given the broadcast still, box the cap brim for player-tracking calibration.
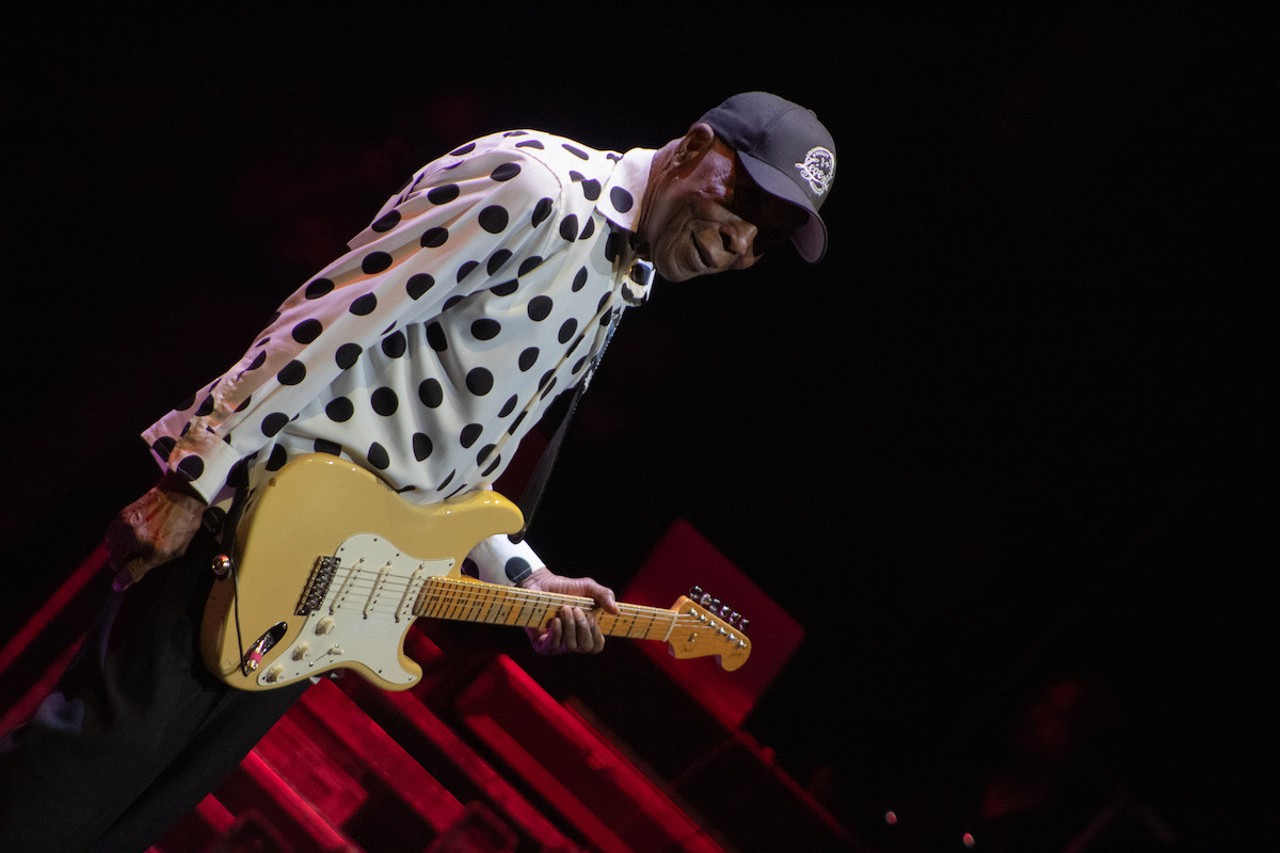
[737,151,828,264]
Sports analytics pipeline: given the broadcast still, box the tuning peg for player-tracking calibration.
[689,585,704,599]
[739,618,750,633]
[729,611,741,625]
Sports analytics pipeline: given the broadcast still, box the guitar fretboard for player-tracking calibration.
[415,576,682,641]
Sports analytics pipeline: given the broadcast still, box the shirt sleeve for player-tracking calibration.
[465,534,544,586]
[145,141,567,501]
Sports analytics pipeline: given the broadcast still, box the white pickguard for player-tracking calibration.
[256,533,454,688]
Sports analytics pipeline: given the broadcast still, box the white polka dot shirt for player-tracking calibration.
[142,130,656,584]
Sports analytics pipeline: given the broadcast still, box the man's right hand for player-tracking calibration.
[105,472,207,590]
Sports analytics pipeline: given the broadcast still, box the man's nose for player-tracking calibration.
[719,220,760,269]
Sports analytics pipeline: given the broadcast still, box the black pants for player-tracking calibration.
[0,531,309,853]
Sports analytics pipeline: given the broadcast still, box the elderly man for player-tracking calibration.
[0,91,836,851]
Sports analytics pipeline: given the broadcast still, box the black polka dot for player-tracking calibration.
[449,142,476,156]
[558,318,578,343]
[460,558,479,579]
[227,461,250,490]
[457,260,479,282]
[580,179,601,201]
[515,139,544,150]
[518,347,539,371]
[559,215,579,241]
[562,143,590,160]
[498,395,518,417]
[246,351,267,372]
[479,206,509,234]
[261,413,289,437]
[527,296,553,321]
[490,280,518,296]
[335,343,362,369]
[518,256,544,275]
[326,397,354,422]
[372,210,401,232]
[420,227,448,248]
[605,231,624,263]
[471,319,501,341]
[195,395,215,417]
[425,322,447,352]
[265,445,288,471]
[579,218,595,240]
[292,319,323,344]
[350,293,377,315]
[460,424,483,448]
[505,556,532,583]
[572,267,589,292]
[532,198,553,227]
[538,370,555,390]
[610,187,635,213]
[305,278,334,299]
[362,251,393,274]
[427,185,460,205]
[315,439,342,456]
[176,455,204,481]
[151,436,176,460]
[234,395,251,413]
[367,442,390,470]
[412,433,433,460]
[418,378,443,408]
[381,331,407,358]
[407,273,435,299]
[491,162,521,182]
[371,387,399,416]
[481,453,502,478]
[466,367,494,396]
[507,411,527,435]
[277,360,306,386]
[477,444,497,465]
[436,470,456,491]
[487,249,512,275]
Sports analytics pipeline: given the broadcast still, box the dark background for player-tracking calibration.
[2,5,1271,850]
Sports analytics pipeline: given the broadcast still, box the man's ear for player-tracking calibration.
[672,122,716,166]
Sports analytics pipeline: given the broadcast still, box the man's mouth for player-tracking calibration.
[692,233,712,270]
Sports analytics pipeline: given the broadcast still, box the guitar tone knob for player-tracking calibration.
[316,617,336,635]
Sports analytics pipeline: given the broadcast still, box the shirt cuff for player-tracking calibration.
[465,534,544,586]
[145,424,245,504]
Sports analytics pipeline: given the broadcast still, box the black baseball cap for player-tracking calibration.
[699,92,836,263]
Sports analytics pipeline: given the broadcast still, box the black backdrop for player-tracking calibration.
[2,5,1271,850]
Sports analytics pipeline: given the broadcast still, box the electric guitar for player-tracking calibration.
[200,454,751,691]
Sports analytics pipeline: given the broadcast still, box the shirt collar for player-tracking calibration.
[599,147,656,305]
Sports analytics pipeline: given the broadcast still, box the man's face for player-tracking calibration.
[642,131,807,282]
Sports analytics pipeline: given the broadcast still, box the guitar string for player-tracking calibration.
[311,567,726,631]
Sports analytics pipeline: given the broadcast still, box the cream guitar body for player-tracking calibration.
[200,454,751,692]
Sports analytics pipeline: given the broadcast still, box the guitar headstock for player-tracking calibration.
[665,587,751,671]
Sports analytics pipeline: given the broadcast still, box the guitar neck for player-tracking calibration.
[416,576,679,642]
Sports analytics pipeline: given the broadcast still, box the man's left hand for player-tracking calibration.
[519,568,618,655]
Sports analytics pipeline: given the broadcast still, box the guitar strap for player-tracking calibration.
[511,234,649,541]
[511,309,619,542]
